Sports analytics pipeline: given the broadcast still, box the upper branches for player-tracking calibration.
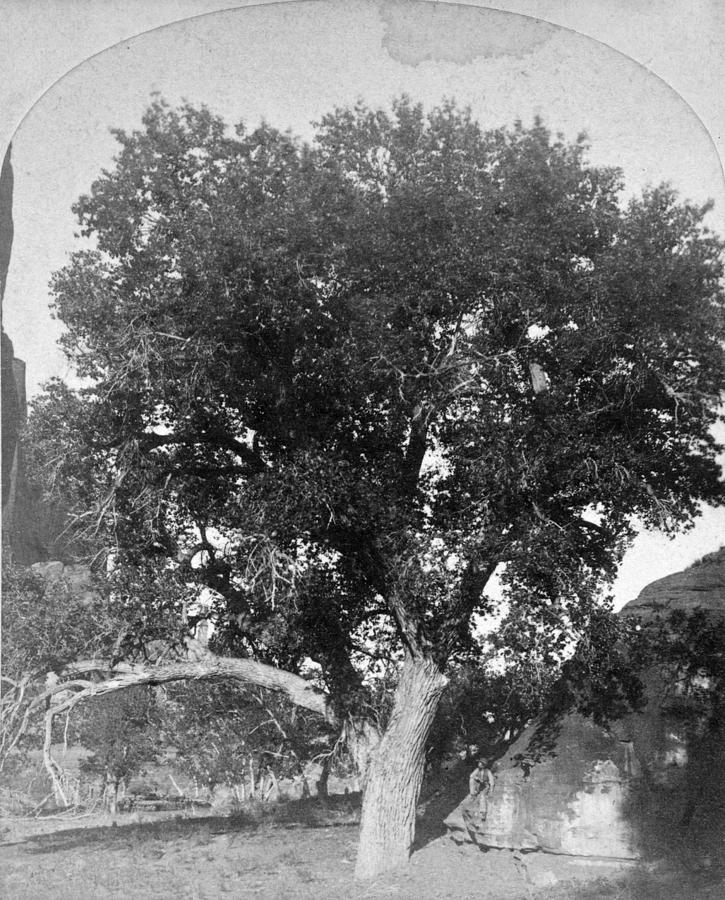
[30,96,725,681]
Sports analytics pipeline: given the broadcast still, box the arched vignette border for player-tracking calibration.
[1,0,723,852]
[0,0,722,195]
[2,1,724,598]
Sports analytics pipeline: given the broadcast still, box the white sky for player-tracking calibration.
[1,0,723,607]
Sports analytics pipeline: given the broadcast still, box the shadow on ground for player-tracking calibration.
[414,760,469,851]
[14,794,362,855]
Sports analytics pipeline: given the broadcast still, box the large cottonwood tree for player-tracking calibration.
[27,98,725,877]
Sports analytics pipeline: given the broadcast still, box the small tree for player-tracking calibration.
[0,561,120,784]
[163,681,330,800]
[26,97,724,877]
[74,687,161,812]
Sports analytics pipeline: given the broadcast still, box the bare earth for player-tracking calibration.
[1,802,722,899]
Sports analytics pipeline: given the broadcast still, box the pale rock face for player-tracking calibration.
[561,760,637,858]
[445,715,640,858]
[445,548,725,860]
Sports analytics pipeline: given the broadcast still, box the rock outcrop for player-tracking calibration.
[1,143,69,564]
[445,548,725,861]
[445,713,642,857]
[1,143,21,527]
[621,547,725,621]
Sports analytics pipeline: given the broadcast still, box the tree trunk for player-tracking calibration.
[265,768,278,801]
[248,757,256,799]
[344,715,382,790]
[316,753,330,803]
[105,773,119,814]
[354,653,447,880]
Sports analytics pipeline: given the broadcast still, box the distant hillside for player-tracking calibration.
[620,546,725,620]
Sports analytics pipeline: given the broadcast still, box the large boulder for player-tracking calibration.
[445,714,641,858]
[445,548,725,860]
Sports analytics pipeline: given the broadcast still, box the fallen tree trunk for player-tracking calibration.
[52,653,337,723]
[42,654,335,803]
[1,647,339,797]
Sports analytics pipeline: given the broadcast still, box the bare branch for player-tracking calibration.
[48,654,336,723]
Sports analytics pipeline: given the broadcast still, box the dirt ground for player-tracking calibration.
[1,799,723,900]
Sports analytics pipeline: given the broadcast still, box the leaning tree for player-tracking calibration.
[20,97,725,877]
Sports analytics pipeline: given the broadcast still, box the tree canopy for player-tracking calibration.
[22,96,725,875]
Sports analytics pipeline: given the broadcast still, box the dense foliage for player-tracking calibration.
[163,681,330,795]
[73,687,162,809]
[29,98,725,686]
[1,565,106,683]
[20,96,725,873]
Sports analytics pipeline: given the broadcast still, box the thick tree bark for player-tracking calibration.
[354,653,448,880]
[343,715,382,790]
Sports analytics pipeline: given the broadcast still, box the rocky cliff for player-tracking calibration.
[445,548,725,861]
[1,144,65,563]
[621,547,725,621]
